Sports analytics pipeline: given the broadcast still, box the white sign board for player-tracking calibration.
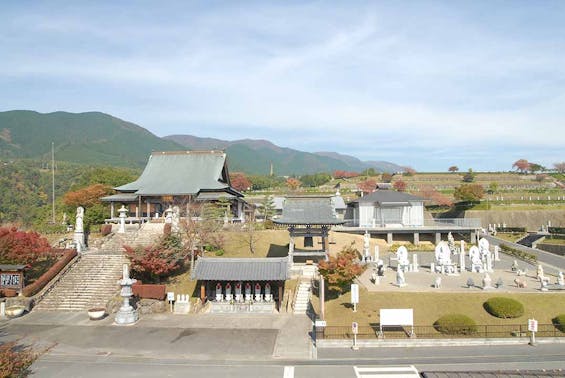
[528,318,538,332]
[351,284,359,304]
[380,309,414,327]
[167,292,175,301]
[315,320,327,327]
[352,322,358,334]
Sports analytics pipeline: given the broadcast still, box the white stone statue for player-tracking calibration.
[75,206,84,233]
[172,205,180,233]
[558,272,565,286]
[396,246,410,271]
[469,246,483,272]
[537,264,544,279]
[434,241,452,273]
[482,273,493,290]
[396,268,406,287]
[478,238,490,261]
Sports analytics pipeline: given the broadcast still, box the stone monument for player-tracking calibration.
[165,206,173,224]
[73,206,85,252]
[174,294,191,314]
[396,246,410,272]
[434,241,454,274]
[469,246,483,273]
[558,272,565,287]
[482,273,494,290]
[363,231,370,262]
[171,205,180,233]
[115,263,139,325]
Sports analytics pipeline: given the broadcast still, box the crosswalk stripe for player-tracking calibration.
[354,365,419,378]
[283,365,294,378]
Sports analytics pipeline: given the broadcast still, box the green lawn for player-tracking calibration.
[312,289,565,327]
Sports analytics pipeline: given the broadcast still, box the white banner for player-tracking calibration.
[380,309,413,327]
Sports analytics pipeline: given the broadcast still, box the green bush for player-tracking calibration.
[499,244,537,263]
[434,314,478,335]
[483,297,524,319]
[552,314,565,333]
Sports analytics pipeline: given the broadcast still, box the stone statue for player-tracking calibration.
[75,206,84,233]
[537,264,544,279]
[469,246,483,273]
[396,246,410,271]
[396,268,406,287]
[434,241,453,273]
[558,272,565,286]
[482,273,493,290]
[172,205,180,233]
[478,238,490,261]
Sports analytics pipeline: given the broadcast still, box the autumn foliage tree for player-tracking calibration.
[333,170,359,179]
[229,172,252,192]
[393,180,407,192]
[512,159,530,174]
[63,183,112,208]
[286,177,301,190]
[0,227,52,265]
[357,179,376,194]
[419,186,453,207]
[454,184,485,202]
[318,243,364,295]
[124,234,187,283]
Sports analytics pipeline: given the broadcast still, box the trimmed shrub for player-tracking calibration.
[483,297,524,319]
[433,314,478,335]
[552,314,565,333]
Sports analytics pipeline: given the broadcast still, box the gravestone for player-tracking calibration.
[482,273,494,290]
[396,268,406,287]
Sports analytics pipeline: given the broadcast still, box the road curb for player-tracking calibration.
[316,337,565,348]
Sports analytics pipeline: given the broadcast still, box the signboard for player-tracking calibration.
[380,309,414,327]
[351,283,359,304]
[315,320,327,327]
[528,318,538,332]
[352,322,358,334]
[0,272,23,290]
[167,292,175,301]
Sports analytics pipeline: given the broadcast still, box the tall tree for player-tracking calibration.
[286,177,301,190]
[448,166,459,173]
[229,172,252,192]
[357,179,376,194]
[393,179,407,192]
[454,184,485,202]
[512,159,530,174]
[554,162,565,173]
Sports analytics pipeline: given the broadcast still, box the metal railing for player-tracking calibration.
[316,324,565,340]
[340,218,482,228]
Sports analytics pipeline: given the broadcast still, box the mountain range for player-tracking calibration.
[0,110,404,175]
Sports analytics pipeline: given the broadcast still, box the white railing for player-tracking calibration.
[340,218,481,228]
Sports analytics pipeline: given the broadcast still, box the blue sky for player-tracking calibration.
[1,1,564,171]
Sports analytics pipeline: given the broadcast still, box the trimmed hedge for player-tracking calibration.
[483,297,524,319]
[499,244,537,264]
[553,314,565,333]
[434,314,478,335]
[22,249,77,297]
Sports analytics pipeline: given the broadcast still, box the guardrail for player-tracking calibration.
[340,218,482,228]
[316,324,564,340]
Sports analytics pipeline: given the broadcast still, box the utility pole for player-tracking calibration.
[51,142,56,224]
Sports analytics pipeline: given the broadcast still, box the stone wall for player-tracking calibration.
[537,243,565,256]
[465,209,565,231]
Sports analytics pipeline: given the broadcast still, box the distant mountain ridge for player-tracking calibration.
[165,135,404,174]
[0,110,404,174]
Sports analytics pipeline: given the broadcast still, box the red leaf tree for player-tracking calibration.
[393,180,407,192]
[357,179,376,194]
[229,172,252,192]
[63,184,112,208]
[318,243,364,295]
[0,227,52,265]
[333,170,359,179]
[512,159,530,174]
[123,235,187,283]
[419,186,453,207]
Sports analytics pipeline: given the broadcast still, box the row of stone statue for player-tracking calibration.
[214,282,273,303]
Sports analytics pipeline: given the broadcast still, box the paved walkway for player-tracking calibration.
[1,310,314,361]
[358,251,565,293]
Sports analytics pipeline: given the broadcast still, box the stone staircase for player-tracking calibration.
[34,253,127,311]
[97,222,164,254]
[293,280,312,314]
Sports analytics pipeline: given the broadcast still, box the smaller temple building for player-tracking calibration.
[192,257,289,313]
[274,196,345,262]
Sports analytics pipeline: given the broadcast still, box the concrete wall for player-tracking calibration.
[465,209,565,231]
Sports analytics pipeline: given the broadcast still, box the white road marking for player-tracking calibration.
[283,365,294,378]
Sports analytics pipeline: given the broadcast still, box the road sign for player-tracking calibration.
[352,321,358,334]
[315,320,327,327]
[167,292,175,301]
[528,318,538,332]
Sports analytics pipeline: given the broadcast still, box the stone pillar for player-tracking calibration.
[115,263,138,325]
[319,276,325,321]
[374,245,380,262]
[413,254,419,272]
[387,233,393,245]
[494,245,500,261]
[146,200,150,219]
[110,202,115,219]
[435,233,441,245]
[470,231,477,244]
[413,232,420,246]
[459,245,466,272]
[486,251,493,272]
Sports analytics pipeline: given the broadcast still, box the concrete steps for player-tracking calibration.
[294,280,312,314]
[34,254,127,311]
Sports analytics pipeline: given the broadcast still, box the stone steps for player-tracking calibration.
[294,281,312,314]
[34,254,127,312]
